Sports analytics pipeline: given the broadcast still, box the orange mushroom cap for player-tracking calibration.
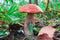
[19,4,43,13]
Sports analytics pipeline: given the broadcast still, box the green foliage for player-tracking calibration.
[5,0,13,3]
[33,27,40,32]
[31,0,35,4]
[0,0,27,24]
[57,14,60,18]
[38,0,46,11]
[56,28,60,31]
[29,24,34,32]
[51,0,60,11]
[0,6,4,12]
[19,0,28,5]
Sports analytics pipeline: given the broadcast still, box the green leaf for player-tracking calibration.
[0,6,4,12]
[6,0,13,3]
[56,28,60,31]
[29,24,34,32]
[46,11,51,19]
[33,27,40,32]
[51,10,55,18]
[7,3,19,14]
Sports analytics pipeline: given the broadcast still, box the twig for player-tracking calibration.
[45,0,49,12]
[18,23,24,27]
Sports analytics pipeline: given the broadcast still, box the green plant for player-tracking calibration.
[0,0,28,24]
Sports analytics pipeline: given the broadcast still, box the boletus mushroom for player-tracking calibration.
[36,25,56,40]
[19,4,43,36]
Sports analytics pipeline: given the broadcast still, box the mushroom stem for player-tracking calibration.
[24,13,34,36]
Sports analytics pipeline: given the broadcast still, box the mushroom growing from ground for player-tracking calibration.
[36,33,53,40]
[36,25,56,40]
[19,4,43,36]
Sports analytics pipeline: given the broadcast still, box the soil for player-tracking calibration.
[0,24,60,40]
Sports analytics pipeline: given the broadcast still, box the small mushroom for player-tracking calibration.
[19,4,43,36]
[37,25,56,40]
[36,33,53,40]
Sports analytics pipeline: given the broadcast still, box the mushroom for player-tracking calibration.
[36,33,53,40]
[19,4,43,36]
[37,25,56,40]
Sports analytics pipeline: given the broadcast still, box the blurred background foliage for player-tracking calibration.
[0,0,60,25]
[0,0,60,38]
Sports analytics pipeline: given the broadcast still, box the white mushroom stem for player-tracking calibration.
[24,13,34,36]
